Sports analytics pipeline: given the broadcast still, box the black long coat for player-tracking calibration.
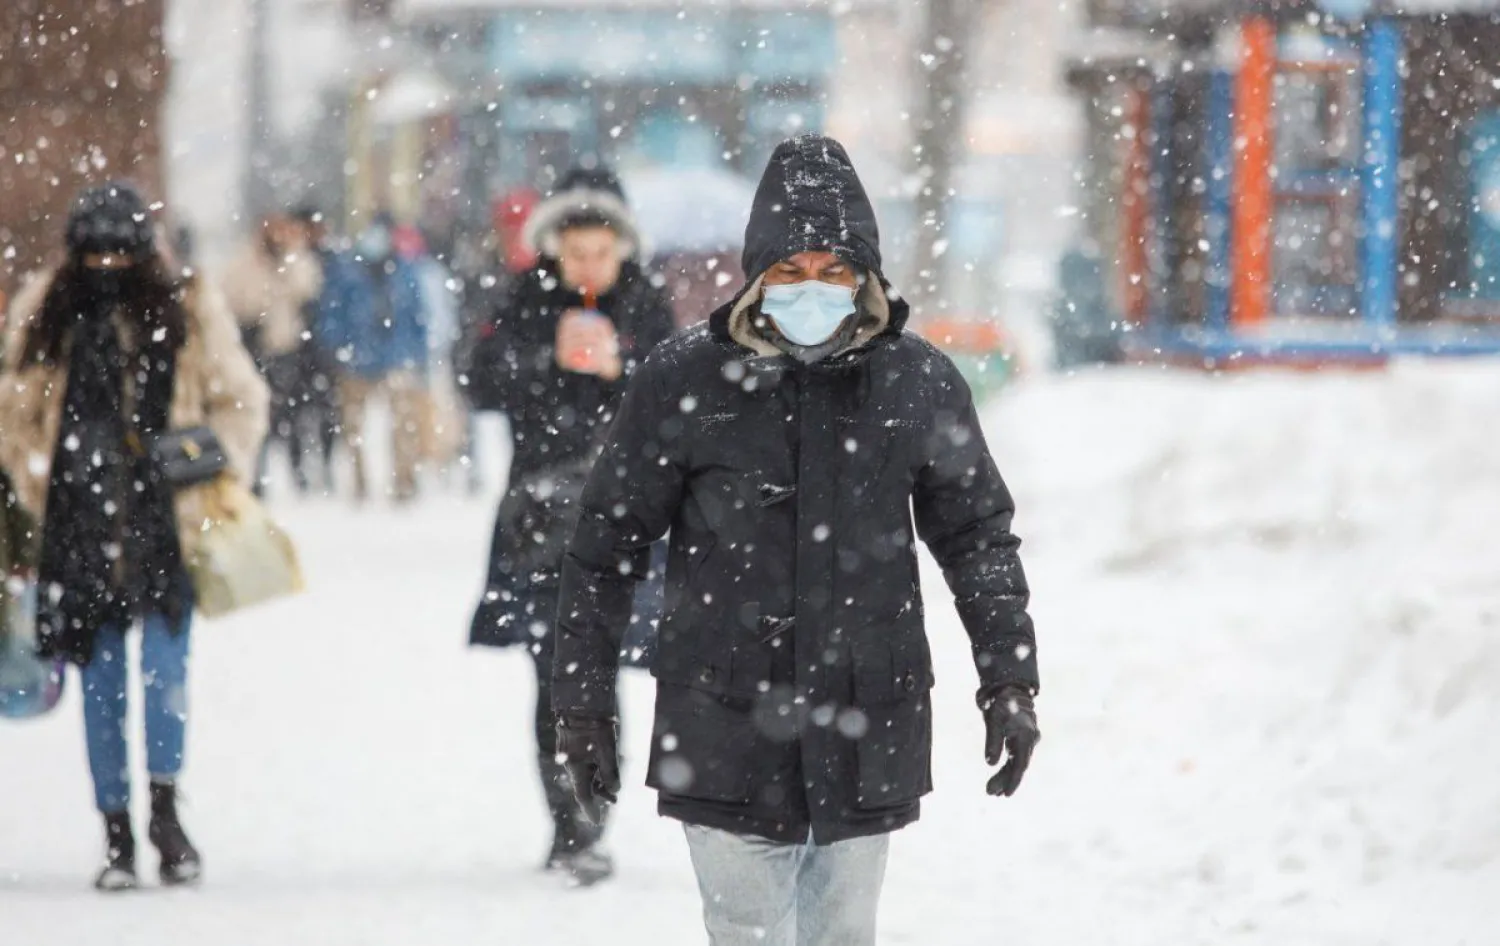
[554,314,1039,843]
[466,259,675,648]
[552,135,1038,843]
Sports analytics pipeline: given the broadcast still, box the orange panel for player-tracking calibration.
[1232,17,1276,327]
[1121,86,1152,327]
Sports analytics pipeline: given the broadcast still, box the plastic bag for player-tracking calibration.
[0,574,66,720]
[183,477,305,619]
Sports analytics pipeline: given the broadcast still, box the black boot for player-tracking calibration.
[545,821,614,886]
[147,781,202,886]
[556,845,615,887]
[94,810,137,892]
[543,810,603,872]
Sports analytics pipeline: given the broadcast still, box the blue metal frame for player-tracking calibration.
[1121,20,1500,365]
[1359,18,1402,333]
[1128,327,1500,361]
[1459,111,1500,302]
[1148,80,1176,332]
[1204,70,1234,333]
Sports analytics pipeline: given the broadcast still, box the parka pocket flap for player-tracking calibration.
[853,638,935,705]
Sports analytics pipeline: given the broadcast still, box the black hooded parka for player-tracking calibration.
[553,137,1038,843]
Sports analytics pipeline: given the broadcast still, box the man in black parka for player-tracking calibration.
[553,136,1041,943]
[465,165,675,885]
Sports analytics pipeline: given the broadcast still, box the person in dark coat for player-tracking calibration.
[289,205,343,493]
[465,166,675,884]
[551,136,1041,944]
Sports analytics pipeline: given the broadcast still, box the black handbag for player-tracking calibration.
[146,426,230,489]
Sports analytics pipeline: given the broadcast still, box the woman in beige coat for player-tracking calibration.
[0,182,268,891]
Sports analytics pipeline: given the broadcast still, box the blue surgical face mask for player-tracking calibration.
[760,280,856,347]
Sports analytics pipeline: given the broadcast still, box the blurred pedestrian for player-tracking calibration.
[465,166,674,885]
[290,205,342,493]
[394,223,463,482]
[551,137,1041,944]
[315,212,428,503]
[0,181,269,891]
[221,212,323,496]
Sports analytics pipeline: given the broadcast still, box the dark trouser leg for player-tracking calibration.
[320,385,340,469]
[272,393,306,492]
[529,625,605,854]
[308,353,340,490]
[282,397,307,491]
[261,354,311,494]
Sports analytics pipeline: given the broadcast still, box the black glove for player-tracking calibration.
[980,685,1040,797]
[556,715,620,826]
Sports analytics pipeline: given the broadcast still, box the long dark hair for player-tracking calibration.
[22,254,189,366]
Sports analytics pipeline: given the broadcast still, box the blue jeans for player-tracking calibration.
[81,611,193,813]
[683,824,890,946]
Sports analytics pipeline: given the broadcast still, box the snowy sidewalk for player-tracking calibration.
[2,364,1496,945]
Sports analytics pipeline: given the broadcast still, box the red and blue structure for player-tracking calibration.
[1124,16,1500,367]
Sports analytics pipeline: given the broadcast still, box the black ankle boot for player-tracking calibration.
[147,781,202,886]
[94,810,137,892]
[542,788,612,886]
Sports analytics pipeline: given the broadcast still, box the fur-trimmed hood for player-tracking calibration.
[522,166,644,261]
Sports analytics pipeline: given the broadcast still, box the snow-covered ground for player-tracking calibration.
[2,363,1496,944]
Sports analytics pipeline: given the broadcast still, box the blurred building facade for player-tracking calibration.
[338,1,893,248]
[0,1,168,293]
[159,0,1082,351]
[1064,0,1500,364]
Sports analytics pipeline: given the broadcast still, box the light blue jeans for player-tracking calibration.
[683,824,890,946]
[81,611,193,812]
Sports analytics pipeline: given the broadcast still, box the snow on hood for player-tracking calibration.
[712,134,908,345]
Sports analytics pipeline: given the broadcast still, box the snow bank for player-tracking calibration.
[972,360,1500,944]
[1,362,1494,944]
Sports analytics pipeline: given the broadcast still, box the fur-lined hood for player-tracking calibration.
[522,166,644,261]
